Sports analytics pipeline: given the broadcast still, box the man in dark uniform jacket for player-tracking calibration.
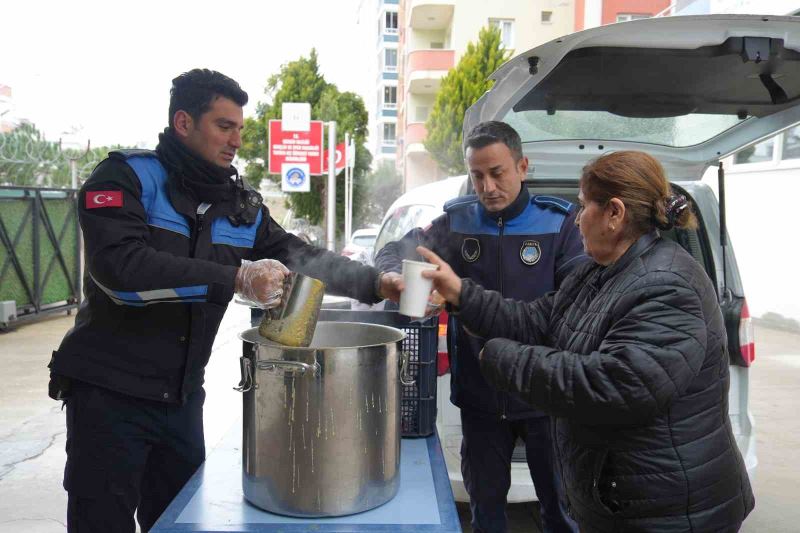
[375,121,585,533]
[49,68,402,533]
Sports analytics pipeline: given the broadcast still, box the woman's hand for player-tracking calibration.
[417,246,462,307]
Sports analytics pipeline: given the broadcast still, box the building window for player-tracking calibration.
[489,19,514,49]
[734,137,775,165]
[383,86,397,109]
[430,42,444,49]
[385,11,398,34]
[616,13,650,22]
[384,48,398,72]
[541,11,552,23]
[383,123,396,144]
[782,125,800,160]
[415,106,429,122]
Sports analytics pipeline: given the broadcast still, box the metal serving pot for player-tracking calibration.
[236,321,414,517]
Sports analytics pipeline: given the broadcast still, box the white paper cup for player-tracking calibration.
[399,259,438,317]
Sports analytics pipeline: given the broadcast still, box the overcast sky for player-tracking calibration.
[2,0,374,148]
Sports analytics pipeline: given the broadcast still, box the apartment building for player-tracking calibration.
[367,0,684,190]
[367,0,401,170]
[397,0,576,190]
[575,0,669,30]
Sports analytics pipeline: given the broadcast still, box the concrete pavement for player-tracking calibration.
[0,308,797,532]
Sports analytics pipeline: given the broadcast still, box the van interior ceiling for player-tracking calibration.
[516,37,800,120]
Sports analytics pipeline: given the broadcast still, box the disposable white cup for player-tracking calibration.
[399,259,438,317]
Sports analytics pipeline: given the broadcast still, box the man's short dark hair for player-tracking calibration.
[464,121,523,161]
[168,69,248,127]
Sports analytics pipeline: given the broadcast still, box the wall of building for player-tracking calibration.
[449,0,574,61]
[405,151,447,190]
[601,0,669,24]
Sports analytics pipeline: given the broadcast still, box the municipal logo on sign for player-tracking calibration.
[282,163,310,192]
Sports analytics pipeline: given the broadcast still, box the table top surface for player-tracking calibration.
[151,421,462,532]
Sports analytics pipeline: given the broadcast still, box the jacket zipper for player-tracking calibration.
[497,216,508,420]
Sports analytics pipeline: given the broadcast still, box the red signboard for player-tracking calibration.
[268,120,324,175]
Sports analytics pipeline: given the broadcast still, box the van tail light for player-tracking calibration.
[739,299,755,366]
[437,310,450,376]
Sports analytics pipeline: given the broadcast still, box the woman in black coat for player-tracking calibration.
[418,151,754,532]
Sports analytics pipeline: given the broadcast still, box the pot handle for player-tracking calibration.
[257,360,320,376]
[234,356,254,393]
[400,351,416,387]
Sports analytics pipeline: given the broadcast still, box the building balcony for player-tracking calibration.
[407,49,454,94]
[405,122,428,146]
[405,124,428,158]
[408,0,454,30]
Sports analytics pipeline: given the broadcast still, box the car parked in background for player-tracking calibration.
[341,227,379,261]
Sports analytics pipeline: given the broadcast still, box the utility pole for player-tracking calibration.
[326,121,337,251]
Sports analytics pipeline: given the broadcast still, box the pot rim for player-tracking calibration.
[239,321,406,350]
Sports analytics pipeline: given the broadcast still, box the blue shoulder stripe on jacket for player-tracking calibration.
[125,156,191,239]
[533,195,572,213]
[447,196,569,236]
[443,194,478,212]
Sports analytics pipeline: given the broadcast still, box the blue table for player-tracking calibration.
[151,420,462,532]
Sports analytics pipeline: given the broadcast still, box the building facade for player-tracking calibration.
[575,0,670,30]
[368,0,402,170]
[371,0,725,190]
[397,0,576,190]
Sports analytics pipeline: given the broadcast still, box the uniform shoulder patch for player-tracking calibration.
[443,194,478,213]
[532,195,572,214]
[85,190,123,209]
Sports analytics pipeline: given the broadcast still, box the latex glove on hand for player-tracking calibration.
[235,259,291,309]
[416,246,462,307]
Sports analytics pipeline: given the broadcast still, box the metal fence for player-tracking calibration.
[0,186,81,328]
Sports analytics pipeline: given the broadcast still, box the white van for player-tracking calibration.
[372,13,800,503]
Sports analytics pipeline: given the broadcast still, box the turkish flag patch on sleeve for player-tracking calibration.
[86,190,123,209]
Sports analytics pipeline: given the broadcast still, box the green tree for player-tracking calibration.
[356,160,402,227]
[239,50,372,231]
[424,26,511,175]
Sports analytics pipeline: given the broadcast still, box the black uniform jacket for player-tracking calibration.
[375,187,587,419]
[457,232,755,532]
[51,151,380,404]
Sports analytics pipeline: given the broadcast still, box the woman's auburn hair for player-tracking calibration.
[580,150,697,234]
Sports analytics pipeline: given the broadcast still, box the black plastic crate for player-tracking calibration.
[248,308,439,437]
[318,309,438,437]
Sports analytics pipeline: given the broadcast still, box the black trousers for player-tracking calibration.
[460,410,578,533]
[63,381,205,533]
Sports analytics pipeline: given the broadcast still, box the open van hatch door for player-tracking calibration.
[465,14,800,180]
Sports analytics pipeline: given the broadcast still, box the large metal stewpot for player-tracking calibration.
[237,321,413,517]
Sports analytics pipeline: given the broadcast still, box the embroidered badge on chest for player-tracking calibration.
[520,240,542,265]
[461,238,481,263]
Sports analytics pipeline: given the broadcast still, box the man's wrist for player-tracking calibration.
[374,271,386,300]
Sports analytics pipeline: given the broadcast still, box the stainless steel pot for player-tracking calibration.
[236,321,414,517]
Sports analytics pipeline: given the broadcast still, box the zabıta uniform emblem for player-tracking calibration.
[520,240,542,265]
[461,238,481,263]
